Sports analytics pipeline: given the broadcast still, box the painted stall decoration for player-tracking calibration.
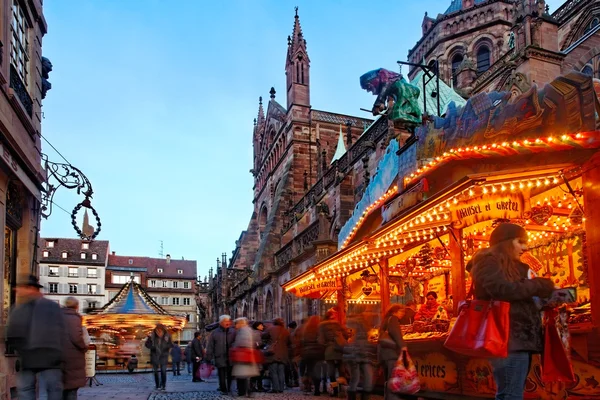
[415,72,597,162]
[287,277,340,299]
[451,192,528,228]
[411,352,459,392]
[339,139,400,248]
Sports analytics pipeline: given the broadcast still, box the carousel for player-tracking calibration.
[83,278,187,370]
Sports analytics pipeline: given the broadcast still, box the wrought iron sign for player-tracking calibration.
[41,154,101,240]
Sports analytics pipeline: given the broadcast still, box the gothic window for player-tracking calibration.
[585,17,599,34]
[265,290,274,321]
[296,62,300,84]
[253,297,259,320]
[258,205,268,239]
[582,64,593,77]
[301,63,305,84]
[284,295,293,326]
[477,46,491,74]
[451,54,464,87]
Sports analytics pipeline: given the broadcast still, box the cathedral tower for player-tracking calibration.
[285,7,310,110]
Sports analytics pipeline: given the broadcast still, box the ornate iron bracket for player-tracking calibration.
[41,154,101,240]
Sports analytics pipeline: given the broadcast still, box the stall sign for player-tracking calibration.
[293,278,340,296]
[85,348,96,378]
[412,352,459,392]
[451,192,526,228]
[426,275,446,300]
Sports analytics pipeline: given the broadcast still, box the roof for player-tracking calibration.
[100,279,169,315]
[444,0,487,15]
[312,110,372,128]
[410,70,467,116]
[39,238,109,266]
[108,254,197,279]
[331,126,347,164]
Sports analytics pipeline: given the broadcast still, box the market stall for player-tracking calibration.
[283,72,600,399]
[83,279,187,370]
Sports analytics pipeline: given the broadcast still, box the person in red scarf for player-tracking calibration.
[415,292,447,321]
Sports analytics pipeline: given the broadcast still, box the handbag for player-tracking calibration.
[229,347,265,364]
[541,308,574,383]
[444,298,510,358]
[197,362,214,380]
[379,317,397,349]
[263,337,279,357]
[387,350,420,394]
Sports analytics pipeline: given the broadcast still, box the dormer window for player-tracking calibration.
[82,242,89,250]
[42,250,49,258]
[61,251,68,259]
[177,269,183,274]
[157,268,163,273]
[47,241,55,248]
[80,253,86,260]
[91,253,98,260]
[128,259,133,265]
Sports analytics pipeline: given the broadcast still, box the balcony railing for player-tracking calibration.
[9,64,32,116]
[68,273,79,278]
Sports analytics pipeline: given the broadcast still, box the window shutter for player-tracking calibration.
[80,284,86,294]
[39,265,47,276]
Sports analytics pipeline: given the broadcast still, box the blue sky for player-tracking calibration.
[40,0,564,279]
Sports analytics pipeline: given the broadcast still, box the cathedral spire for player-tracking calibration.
[82,209,95,238]
[285,7,310,110]
[257,96,265,126]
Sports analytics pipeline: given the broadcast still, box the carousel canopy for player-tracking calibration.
[83,278,187,331]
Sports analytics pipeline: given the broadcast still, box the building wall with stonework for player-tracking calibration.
[0,0,49,398]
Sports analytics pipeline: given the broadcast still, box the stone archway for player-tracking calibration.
[265,290,274,321]
[253,297,259,321]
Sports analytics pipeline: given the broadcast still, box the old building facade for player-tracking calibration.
[0,0,49,398]
[210,0,600,326]
[38,237,109,312]
[108,253,199,343]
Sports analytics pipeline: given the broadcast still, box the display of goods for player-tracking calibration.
[568,306,592,325]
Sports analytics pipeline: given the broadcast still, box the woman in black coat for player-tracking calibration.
[378,303,407,399]
[471,223,555,400]
[145,324,173,391]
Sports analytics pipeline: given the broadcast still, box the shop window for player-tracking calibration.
[451,54,463,87]
[477,46,491,74]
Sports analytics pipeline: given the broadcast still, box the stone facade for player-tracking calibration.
[0,0,48,398]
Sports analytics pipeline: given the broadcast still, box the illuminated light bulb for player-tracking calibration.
[527,181,533,188]
[544,179,550,185]
[453,198,458,204]
[576,133,582,139]
[536,180,541,187]
[500,185,506,191]
[561,135,568,140]
[519,182,525,189]
[548,137,553,142]
[469,189,474,196]
[512,141,518,146]
[553,178,559,184]
[510,184,516,191]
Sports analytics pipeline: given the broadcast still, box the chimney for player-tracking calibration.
[112,251,115,255]
[166,254,171,264]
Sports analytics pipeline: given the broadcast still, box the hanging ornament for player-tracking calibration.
[569,208,583,225]
[362,286,373,296]
[529,205,553,225]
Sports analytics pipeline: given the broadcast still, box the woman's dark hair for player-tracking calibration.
[472,240,523,281]
[379,304,406,332]
[426,291,438,299]
[251,321,263,330]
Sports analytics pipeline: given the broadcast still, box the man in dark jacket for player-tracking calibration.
[262,318,291,393]
[184,341,193,375]
[171,343,182,376]
[206,315,235,394]
[191,331,205,382]
[7,274,65,400]
[62,297,88,400]
[145,324,174,390]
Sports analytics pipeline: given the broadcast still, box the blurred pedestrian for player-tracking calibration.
[7,274,65,400]
[232,318,260,397]
[171,342,182,376]
[287,321,300,388]
[344,315,377,400]
[378,304,407,400]
[262,317,291,393]
[251,321,266,392]
[127,355,138,373]
[191,331,205,382]
[300,316,325,396]
[207,315,236,394]
[62,297,88,400]
[184,341,193,375]
[145,324,173,391]
[318,309,349,397]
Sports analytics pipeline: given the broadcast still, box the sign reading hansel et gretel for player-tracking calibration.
[451,192,528,229]
[290,278,341,297]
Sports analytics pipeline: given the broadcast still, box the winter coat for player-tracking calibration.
[170,344,182,363]
[206,326,236,368]
[62,308,88,389]
[262,325,291,364]
[377,315,406,363]
[7,296,65,370]
[344,317,377,365]
[145,331,173,365]
[318,319,348,361]
[232,326,260,378]
[300,323,324,362]
[184,342,193,363]
[471,252,554,353]
[191,336,204,361]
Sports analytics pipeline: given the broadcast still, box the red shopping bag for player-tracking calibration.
[229,347,265,364]
[542,308,574,383]
[444,299,510,358]
[197,362,214,380]
[387,350,420,394]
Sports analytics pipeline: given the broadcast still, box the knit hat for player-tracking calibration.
[489,223,527,246]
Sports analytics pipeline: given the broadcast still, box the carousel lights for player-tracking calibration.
[405,133,585,184]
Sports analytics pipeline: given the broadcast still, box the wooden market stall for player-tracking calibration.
[283,72,600,399]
